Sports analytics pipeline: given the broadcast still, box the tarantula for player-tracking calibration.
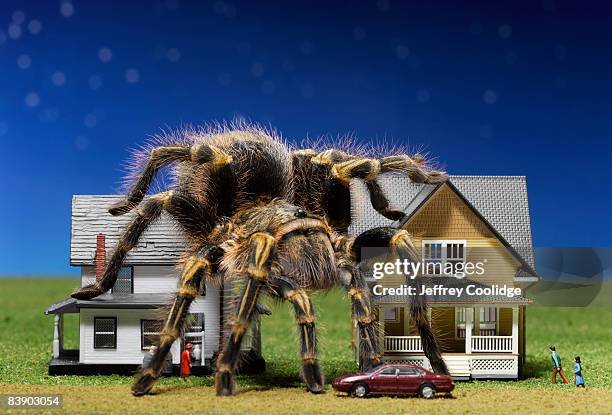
[71,124,449,396]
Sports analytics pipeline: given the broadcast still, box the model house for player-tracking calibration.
[46,175,536,380]
[45,196,263,375]
[349,175,538,379]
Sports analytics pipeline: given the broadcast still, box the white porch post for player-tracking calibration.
[465,307,473,354]
[379,306,385,351]
[52,314,60,358]
[512,307,519,354]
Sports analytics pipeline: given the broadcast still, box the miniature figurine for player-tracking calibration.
[574,356,585,387]
[549,345,569,384]
[69,125,450,396]
[181,343,193,382]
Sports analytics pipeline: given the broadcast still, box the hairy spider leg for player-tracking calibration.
[215,232,276,396]
[269,278,324,393]
[132,246,219,396]
[72,191,215,300]
[109,143,232,216]
[352,226,449,375]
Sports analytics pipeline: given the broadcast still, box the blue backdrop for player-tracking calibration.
[0,0,610,275]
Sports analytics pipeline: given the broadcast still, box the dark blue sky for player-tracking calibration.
[0,0,610,275]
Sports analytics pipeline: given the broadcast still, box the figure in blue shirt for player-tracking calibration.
[549,345,569,384]
[574,356,585,388]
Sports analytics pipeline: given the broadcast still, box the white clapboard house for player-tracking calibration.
[46,175,536,379]
[46,196,262,375]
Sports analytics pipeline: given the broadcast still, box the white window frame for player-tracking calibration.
[383,307,399,322]
[454,307,470,340]
[422,240,467,277]
[477,306,498,336]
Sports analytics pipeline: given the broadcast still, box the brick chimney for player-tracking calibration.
[95,233,106,282]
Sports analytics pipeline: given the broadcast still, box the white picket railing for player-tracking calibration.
[471,335,513,352]
[384,336,423,352]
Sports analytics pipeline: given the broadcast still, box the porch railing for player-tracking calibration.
[384,336,423,352]
[471,335,513,352]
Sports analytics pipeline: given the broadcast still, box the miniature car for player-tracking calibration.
[332,363,454,398]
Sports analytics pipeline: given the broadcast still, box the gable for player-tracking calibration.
[403,184,493,239]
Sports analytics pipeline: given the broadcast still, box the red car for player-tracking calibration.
[332,363,454,398]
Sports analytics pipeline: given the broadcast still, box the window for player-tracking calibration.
[141,320,161,351]
[455,307,470,339]
[478,307,497,336]
[422,240,466,276]
[94,317,117,349]
[186,313,205,333]
[454,307,497,338]
[112,266,133,294]
[397,367,421,376]
[383,307,398,322]
[378,367,398,376]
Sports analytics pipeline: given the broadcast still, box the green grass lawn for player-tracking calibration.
[0,278,611,391]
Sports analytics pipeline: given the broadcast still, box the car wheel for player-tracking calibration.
[419,384,436,399]
[351,383,369,398]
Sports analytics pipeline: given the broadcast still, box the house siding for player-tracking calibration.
[79,308,181,364]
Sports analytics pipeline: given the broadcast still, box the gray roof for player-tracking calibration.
[371,277,532,305]
[349,175,535,270]
[45,293,172,314]
[71,195,187,265]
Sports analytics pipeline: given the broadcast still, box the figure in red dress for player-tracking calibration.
[181,343,193,382]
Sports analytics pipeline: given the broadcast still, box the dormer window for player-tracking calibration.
[111,266,134,294]
[422,240,466,276]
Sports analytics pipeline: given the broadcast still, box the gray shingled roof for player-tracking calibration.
[71,195,187,265]
[348,175,535,269]
[72,175,535,269]
[45,294,172,314]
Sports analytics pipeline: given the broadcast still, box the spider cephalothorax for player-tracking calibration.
[70,122,449,396]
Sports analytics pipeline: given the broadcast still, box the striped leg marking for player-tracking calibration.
[132,249,215,396]
[215,233,276,396]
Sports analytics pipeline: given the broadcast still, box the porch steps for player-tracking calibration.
[442,355,471,378]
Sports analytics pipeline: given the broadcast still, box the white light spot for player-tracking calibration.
[25,92,40,108]
[416,89,430,103]
[0,121,7,137]
[482,90,497,105]
[8,24,22,39]
[27,19,42,34]
[75,135,89,150]
[353,26,366,41]
[217,72,231,86]
[12,11,26,25]
[166,48,181,62]
[251,62,264,78]
[377,0,390,12]
[60,1,75,18]
[52,71,66,86]
[89,75,102,90]
[300,84,314,99]
[125,68,140,83]
[396,44,410,60]
[498,24,512,39]
[261,80,275,95]
[98,47,113,63]
[84,113,97,128]
[17,54,31,69]
[299,41,313,56]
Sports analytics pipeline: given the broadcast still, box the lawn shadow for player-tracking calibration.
[524,356,549,379]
